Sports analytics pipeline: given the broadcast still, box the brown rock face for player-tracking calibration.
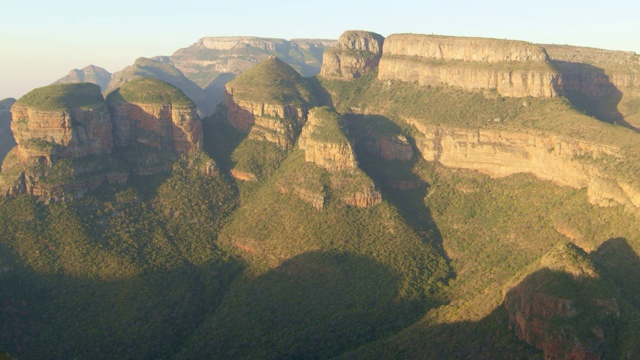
[320,31,385,80]
[363,133,413,161]
[109,101,201,153]
[407,121,640,208]
[378,34,562,98]
[11,105,113,164]
[298,108,358,171]
[224,92,305,149]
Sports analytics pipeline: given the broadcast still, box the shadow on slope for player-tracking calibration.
[553,60,637,131]
[179,251,428,359]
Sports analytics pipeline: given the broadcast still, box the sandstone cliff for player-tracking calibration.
[544,44,640,127]
[378,34,562,97]
[504,244,620,360]
[320,30,385,80]
[0,84,126,202]
[293,107,381,208]
[54,65,112,91]
[224,57,315,150]
[107,78,202,156]
[405,119,640,208]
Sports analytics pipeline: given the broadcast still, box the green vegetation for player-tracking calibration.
[226,56,316,106]
[14,83,105,111]
[306,106,350,143]
[108,78,194,106]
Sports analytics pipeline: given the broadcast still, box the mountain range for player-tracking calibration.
[1,30,640,359]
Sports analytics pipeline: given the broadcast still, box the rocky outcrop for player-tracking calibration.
[0,84,126,202]
[54,65,112,91]
[10,84,112,164]
[378,34,562,98]
[298,107,358,171]
[406,120,640,208]
[107,78,202,154]
[320,31,384,80]
[223,57,314,149]
[296,107,382,208]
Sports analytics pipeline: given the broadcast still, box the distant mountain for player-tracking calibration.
[54,65,112,91]
[106,57,214,116]
[0,98,16,166]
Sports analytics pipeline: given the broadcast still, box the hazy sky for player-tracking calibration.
[1,0,639,100]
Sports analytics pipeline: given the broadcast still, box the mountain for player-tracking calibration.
[0,98,16,165]
[54,65,112,91]
[3,29,640,359]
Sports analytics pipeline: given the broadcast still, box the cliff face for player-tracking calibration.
[406,120,640,208]
[320,31,384,80]
[378,34,562,98]
[107,79,202,154]
[223,57,314,150]
[0,98,17,164]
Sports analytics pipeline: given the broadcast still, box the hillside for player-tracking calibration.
[0,98,16,165]
[54,65,112,91]
[2,29,640,359]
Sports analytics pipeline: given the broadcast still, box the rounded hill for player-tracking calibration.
[109,78,194,106]
[15,83,105,111]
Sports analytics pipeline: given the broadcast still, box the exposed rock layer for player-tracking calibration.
[320,31,385,80]
[376,34,562,97]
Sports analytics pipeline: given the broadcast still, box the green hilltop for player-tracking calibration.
[108,78,194,106]
[14,83,105,111]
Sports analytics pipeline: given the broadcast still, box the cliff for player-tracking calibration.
[504,244,620,360]
[54,65,112,91]
[378,34,562,98]
[407,121,640,208]
[543,44,640,127]
[223,57,315,149]
[0,84,126,202]
[292,107,381,208]
[320,31,385,80]
[107,78,202,156]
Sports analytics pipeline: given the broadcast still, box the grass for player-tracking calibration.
[226,56,316,107]
[14,83,105,111]
[305,106,350,144]
[107,78,194,106]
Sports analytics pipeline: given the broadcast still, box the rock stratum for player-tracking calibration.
[377,34,562,97]
[320,31,385,80]
[0,80,202,201]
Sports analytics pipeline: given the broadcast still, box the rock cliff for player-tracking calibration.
[544,44,640,127]
[224,57,315,149]
[294,107,382,208]
[320,30,385,80]
[54,65,112,91]
[107,78,202,155]
[0,84,126,202]
[405,120,640,208]
[378,34,562,97]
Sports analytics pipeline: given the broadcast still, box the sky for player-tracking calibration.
[1,0,639,100]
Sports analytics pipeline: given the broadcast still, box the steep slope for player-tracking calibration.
[107,78,202,174]
[544,44,640,128]
[106,57,214,116]
[378,34,562,98]
[0,83,125,202]
[53,65,112,91]
[0,98,16,165]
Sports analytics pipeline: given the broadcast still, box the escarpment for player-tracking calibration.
[320,30,385,80]
[223,56,315,149]
[406,120,640,208]
[0,98,17,164]
[377,34,562,97]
